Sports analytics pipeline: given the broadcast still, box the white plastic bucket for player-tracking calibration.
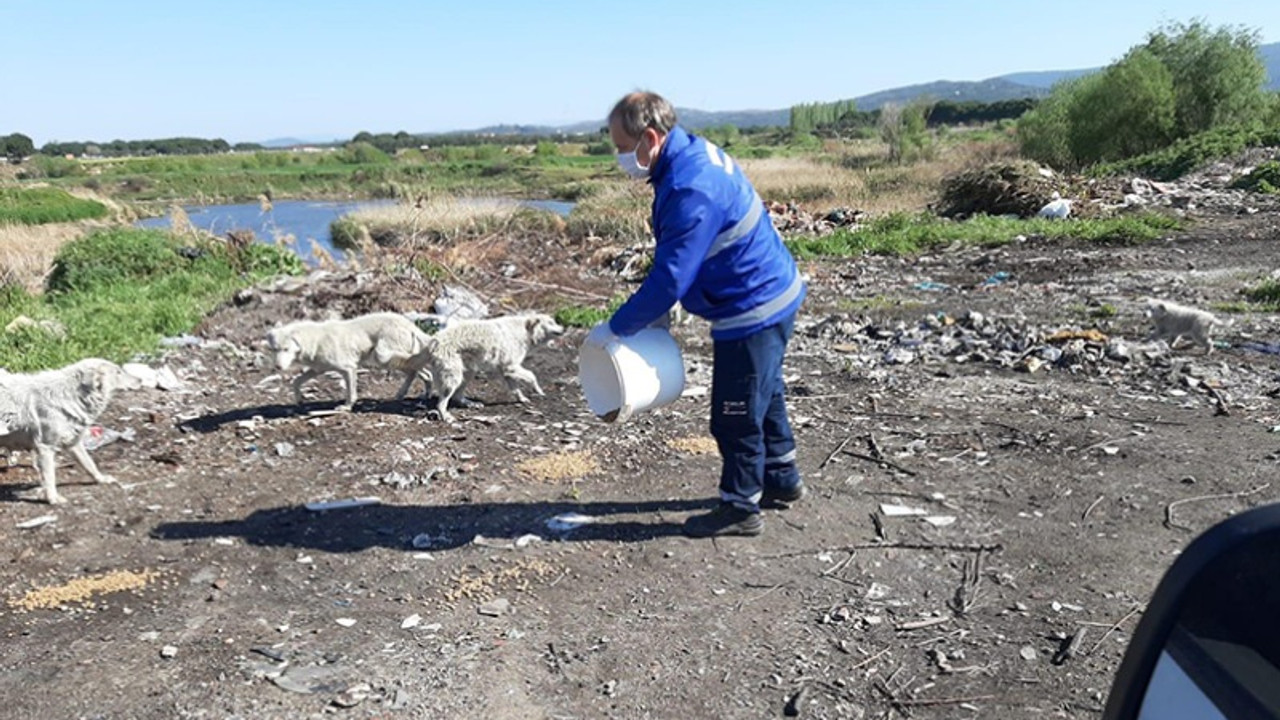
[578,326,686,423]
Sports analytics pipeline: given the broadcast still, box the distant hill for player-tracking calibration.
[996,68,1099,89]
[258,41,1280,143]
[850,77,1048,111]
[468,106,791,137]
[1263,42,1280,90]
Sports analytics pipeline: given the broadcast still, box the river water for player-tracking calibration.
[137,198,574,265]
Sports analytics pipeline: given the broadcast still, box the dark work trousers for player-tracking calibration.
[710,312,800,512]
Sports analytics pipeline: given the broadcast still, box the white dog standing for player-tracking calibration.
[1145,298,1223,353]
[266,312,435,409]
[0,358,143,504]
[415,313,563,422]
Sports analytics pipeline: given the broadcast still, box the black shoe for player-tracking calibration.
[683,503,763,538]
[761,481,807,509]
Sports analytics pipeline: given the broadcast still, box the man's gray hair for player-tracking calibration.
[609,91,678,138]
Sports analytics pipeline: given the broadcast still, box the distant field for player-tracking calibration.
[0,186,108,225]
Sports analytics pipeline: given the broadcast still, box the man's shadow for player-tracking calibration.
[151,497,716,552]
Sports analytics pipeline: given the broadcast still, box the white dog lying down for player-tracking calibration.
[1145,298,1224,353]
[413,313,563,422]
[0,358,143,504]
[266,312,435,409]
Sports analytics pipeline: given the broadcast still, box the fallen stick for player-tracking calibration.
[1164,484,1270,531]
[1089,607,1143,655]
[762,541,1004,559]
[896,617,949,632]
[1082,494,1105,521]
[1104,413,1187,427]
[848,647,891,671]
[842,450,919,477]
[894,694,996,708]
[820,436,854,469]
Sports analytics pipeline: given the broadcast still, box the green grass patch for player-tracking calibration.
[785,212,1184,259]
[1098,124,1280,181]
[0,227,302,371]
[0,187,109,225]
[1244,279,1280,310]
[554,295,626,328]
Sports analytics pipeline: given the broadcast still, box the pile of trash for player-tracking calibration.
[935,161,1067,219]
[767,202,866,236]
[805,309,1143,373]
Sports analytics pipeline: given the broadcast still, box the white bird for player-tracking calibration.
[1037,192,1073,219]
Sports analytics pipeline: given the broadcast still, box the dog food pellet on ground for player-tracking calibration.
[8,569,161,611]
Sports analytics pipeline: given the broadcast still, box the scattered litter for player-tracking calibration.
[980,271,1011,287]
[515,534,542,548]
[478,598,510,617]
[865,583,892,600]
[335,618,357,627]
[16,515,57,529]
[913,281,950,292]
[159,334,203,348]
[332,683,372,709]
[1020,645,1039,661]
[83,426,136,451]
[680,385,709,399]
[122,363,160,388]
[274,442,296,458]
[879,503,928,517]
[272,665,349,695]
[160,645,178,659]
[304,497,381,512]
[472,535,515,550]
[547,513,596,533]
[401,614,422,630]
[922,515,957,527]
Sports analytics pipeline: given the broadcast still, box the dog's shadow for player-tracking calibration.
[179,395,520,434]
[151,497,717,551]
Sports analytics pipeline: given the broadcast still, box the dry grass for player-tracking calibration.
[516,450,599,482]
[0,222,90,292]
[347,197,520,242]
[738,137,1024,216]
[740,156,867,210]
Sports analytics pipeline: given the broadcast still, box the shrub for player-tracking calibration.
[46,228,183,293]
[1231,161,1280,194]
[1019,20,1269,169]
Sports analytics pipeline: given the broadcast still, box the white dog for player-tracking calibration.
[0,358,143,504]
[1145,298,1223,353]
[266,312,435,409]
[414,313,563,422]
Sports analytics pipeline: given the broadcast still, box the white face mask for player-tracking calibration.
[616,132,650,179]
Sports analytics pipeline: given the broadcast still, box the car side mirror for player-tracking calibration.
[1103,503,1280,719]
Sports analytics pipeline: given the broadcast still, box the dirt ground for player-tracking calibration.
[3,204,1280,720]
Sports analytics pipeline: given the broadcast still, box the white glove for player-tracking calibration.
[585,322,618,348]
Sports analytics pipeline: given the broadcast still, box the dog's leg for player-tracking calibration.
[70,442,116,484]
[339,367,359,410]
[34,445,65,505]
[503,365,543,403]
[291,368,321,404]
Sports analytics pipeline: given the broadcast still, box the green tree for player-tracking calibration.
[1142,20,1268,137]
[2,133,35,163]
[1066,48,1176,164]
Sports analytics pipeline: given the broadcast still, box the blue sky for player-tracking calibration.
[3,0,1278,145]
